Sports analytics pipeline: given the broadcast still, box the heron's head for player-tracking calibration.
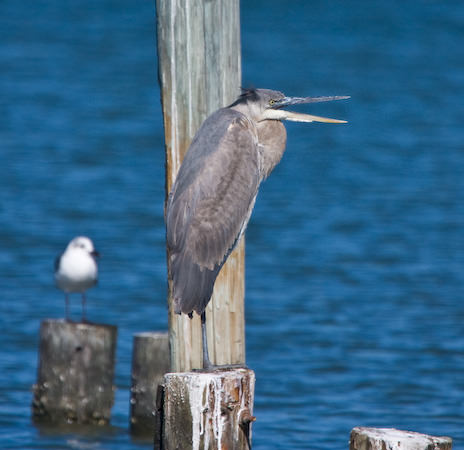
[234,88,349,124]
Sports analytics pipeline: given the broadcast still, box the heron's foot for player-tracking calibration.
[78,318,97,325]
[193,362,249,373]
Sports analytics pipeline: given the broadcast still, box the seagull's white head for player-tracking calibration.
[67,236,99,257]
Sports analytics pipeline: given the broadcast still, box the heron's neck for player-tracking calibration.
[230,103,287,179]
[230,102,261,122]
[256,120,287,179]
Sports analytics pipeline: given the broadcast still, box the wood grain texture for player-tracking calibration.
[156,0,243,372]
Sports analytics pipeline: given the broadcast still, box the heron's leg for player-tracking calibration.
[201,311,213,370]
[65,294,70,321]
[198,311,248,371]
[81,293,87,322]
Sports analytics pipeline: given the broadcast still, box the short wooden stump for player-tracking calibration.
[159,368,255,450]
[350,427,452,450]
[130,331,170,436]
[32,319,117,425]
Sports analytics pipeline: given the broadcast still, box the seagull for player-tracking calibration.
[54,236,99,321]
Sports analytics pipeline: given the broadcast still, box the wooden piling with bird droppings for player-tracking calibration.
[350,427,452,450]
[155,368,255,450]
[32,319,117,425]
[155,0,255,446]
[156,0,243,373]
[130,331,170,436]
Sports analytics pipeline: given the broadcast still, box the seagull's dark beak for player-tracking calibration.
[268,95,350,123]
[91,250,100,258]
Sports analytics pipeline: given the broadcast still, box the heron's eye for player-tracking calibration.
[269,99,276,106]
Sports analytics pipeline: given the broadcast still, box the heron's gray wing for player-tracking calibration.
[166,108,259,314]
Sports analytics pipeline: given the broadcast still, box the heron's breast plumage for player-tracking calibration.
[256,119,287,179]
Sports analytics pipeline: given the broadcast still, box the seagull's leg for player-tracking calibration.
[81,293,87,323]
[65,294,70,321]
[201,311,213,370]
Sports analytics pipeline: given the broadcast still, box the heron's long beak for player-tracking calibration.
[267,95,350,123]
[275,95,350,108]
[282,111,347,123]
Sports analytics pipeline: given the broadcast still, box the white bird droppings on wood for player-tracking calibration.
[162,368,255,450]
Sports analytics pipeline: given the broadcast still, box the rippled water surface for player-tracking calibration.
[1,1,464,449]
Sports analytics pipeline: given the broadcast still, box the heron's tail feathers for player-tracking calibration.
[170,251,220,316]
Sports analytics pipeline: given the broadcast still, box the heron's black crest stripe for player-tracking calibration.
[229,88,259,106]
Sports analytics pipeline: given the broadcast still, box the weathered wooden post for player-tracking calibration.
[130,332,170,436]
[155,1,255,448]
[350,427,452,450]
[161,369,255,449]
[156,0,244,373]
[32,319,117,425]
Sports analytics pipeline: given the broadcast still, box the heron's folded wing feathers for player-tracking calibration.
[166,109,259,314]
[190,122,259,268]
[167,110,259,270]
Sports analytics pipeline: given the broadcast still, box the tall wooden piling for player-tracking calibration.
[350,427,452,450]
[32,319,117,425]
[130,332,170,436]
[156,0,243,372]
[155,2,255,446]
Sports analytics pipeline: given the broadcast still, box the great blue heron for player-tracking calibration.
[166,88,349,369]
[55,236,99,321]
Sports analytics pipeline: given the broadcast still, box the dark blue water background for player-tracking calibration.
[1,1,464,448]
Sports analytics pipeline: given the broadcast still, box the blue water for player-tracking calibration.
[1,1,464,449]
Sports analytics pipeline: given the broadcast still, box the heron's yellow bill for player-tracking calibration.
[284,111,347,124]
[262,108,348,123]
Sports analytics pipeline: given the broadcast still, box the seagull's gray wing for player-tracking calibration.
[166,108,260,315]
[54,253,62,274]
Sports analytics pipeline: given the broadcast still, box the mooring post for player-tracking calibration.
[32,319,117,425]
[156,0,243,372]
[159,369,255,450]
[130,331,170,436]
[155,1,255,447]
[350,427,453,450]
